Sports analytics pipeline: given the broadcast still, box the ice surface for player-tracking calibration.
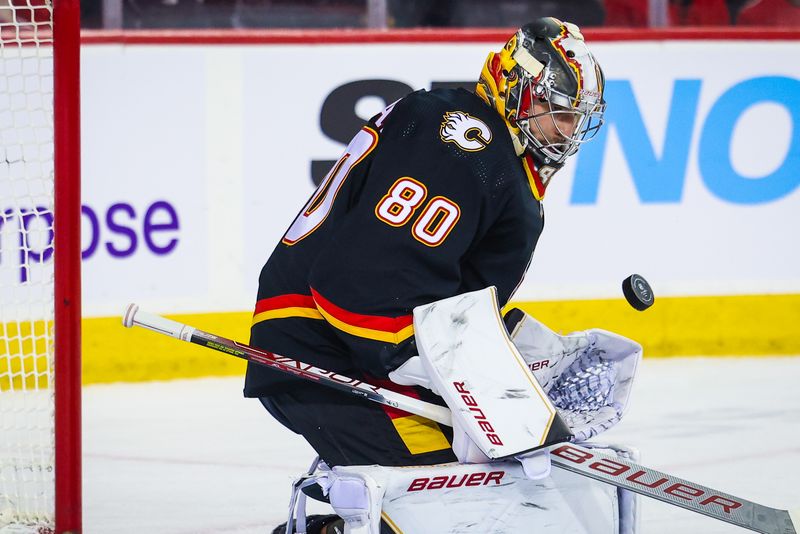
[83,357,800,533]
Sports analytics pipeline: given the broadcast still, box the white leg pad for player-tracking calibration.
[298,444,639,534]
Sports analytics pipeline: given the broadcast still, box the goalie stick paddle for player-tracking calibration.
[122,304,798,534]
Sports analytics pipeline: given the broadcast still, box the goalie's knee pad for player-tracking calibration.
[288,444,639,534]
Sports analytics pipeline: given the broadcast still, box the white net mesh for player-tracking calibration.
[0,1,56,531]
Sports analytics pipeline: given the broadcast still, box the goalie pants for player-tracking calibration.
[259,382,457,467]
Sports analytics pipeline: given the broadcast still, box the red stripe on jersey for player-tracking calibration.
[310,288,413,334]
[253,294,317,315]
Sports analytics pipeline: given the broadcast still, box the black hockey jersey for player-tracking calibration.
[245,88,545,397]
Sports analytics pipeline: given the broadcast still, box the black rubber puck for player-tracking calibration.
[622,274,654,311]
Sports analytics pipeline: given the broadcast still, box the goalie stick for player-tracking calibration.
[121,304,452,425]
[122,304,798,534]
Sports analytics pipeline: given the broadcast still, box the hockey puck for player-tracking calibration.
[622,274,654,311]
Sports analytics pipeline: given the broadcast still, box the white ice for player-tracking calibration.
[84,357,800,533]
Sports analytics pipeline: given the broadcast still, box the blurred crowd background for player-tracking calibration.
[61,0,800,29]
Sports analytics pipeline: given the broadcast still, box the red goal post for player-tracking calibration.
[0,1,81,533]
[54,2,82,533]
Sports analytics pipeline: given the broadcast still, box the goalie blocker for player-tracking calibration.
[392,287,573,462]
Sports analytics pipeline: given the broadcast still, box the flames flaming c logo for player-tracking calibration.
[440,111,492,152]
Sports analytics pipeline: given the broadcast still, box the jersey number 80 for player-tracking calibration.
[283,125,460,248]
[375,177,461,247]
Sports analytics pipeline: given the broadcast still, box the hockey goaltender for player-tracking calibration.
[244,17,642,534]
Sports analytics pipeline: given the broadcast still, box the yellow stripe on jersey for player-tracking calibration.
[315,304,415,344]
[390,414,452,455]
[251,306,323,325]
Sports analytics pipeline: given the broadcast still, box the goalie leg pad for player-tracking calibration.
[291,447,637,534]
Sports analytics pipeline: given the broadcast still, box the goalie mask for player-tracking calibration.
[476,18,606,197]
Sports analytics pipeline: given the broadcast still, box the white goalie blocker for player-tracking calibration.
[394,286,574,464]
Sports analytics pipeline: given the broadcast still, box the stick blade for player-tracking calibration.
[551,444,796,534]
[754,508,797,534]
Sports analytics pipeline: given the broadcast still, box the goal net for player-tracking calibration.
[0,1,80,532]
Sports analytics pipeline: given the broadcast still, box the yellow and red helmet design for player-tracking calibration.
[476,17,606,197]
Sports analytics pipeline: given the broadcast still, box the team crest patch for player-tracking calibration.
[440,111,492,152]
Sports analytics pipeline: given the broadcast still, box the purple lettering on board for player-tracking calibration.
[81,204,100,259]
[144,201,179,255]
[105,202,138,258]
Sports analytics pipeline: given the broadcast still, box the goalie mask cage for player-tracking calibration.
[0,1,81,533]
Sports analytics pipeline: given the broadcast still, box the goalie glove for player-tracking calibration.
[505,308,643,442]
